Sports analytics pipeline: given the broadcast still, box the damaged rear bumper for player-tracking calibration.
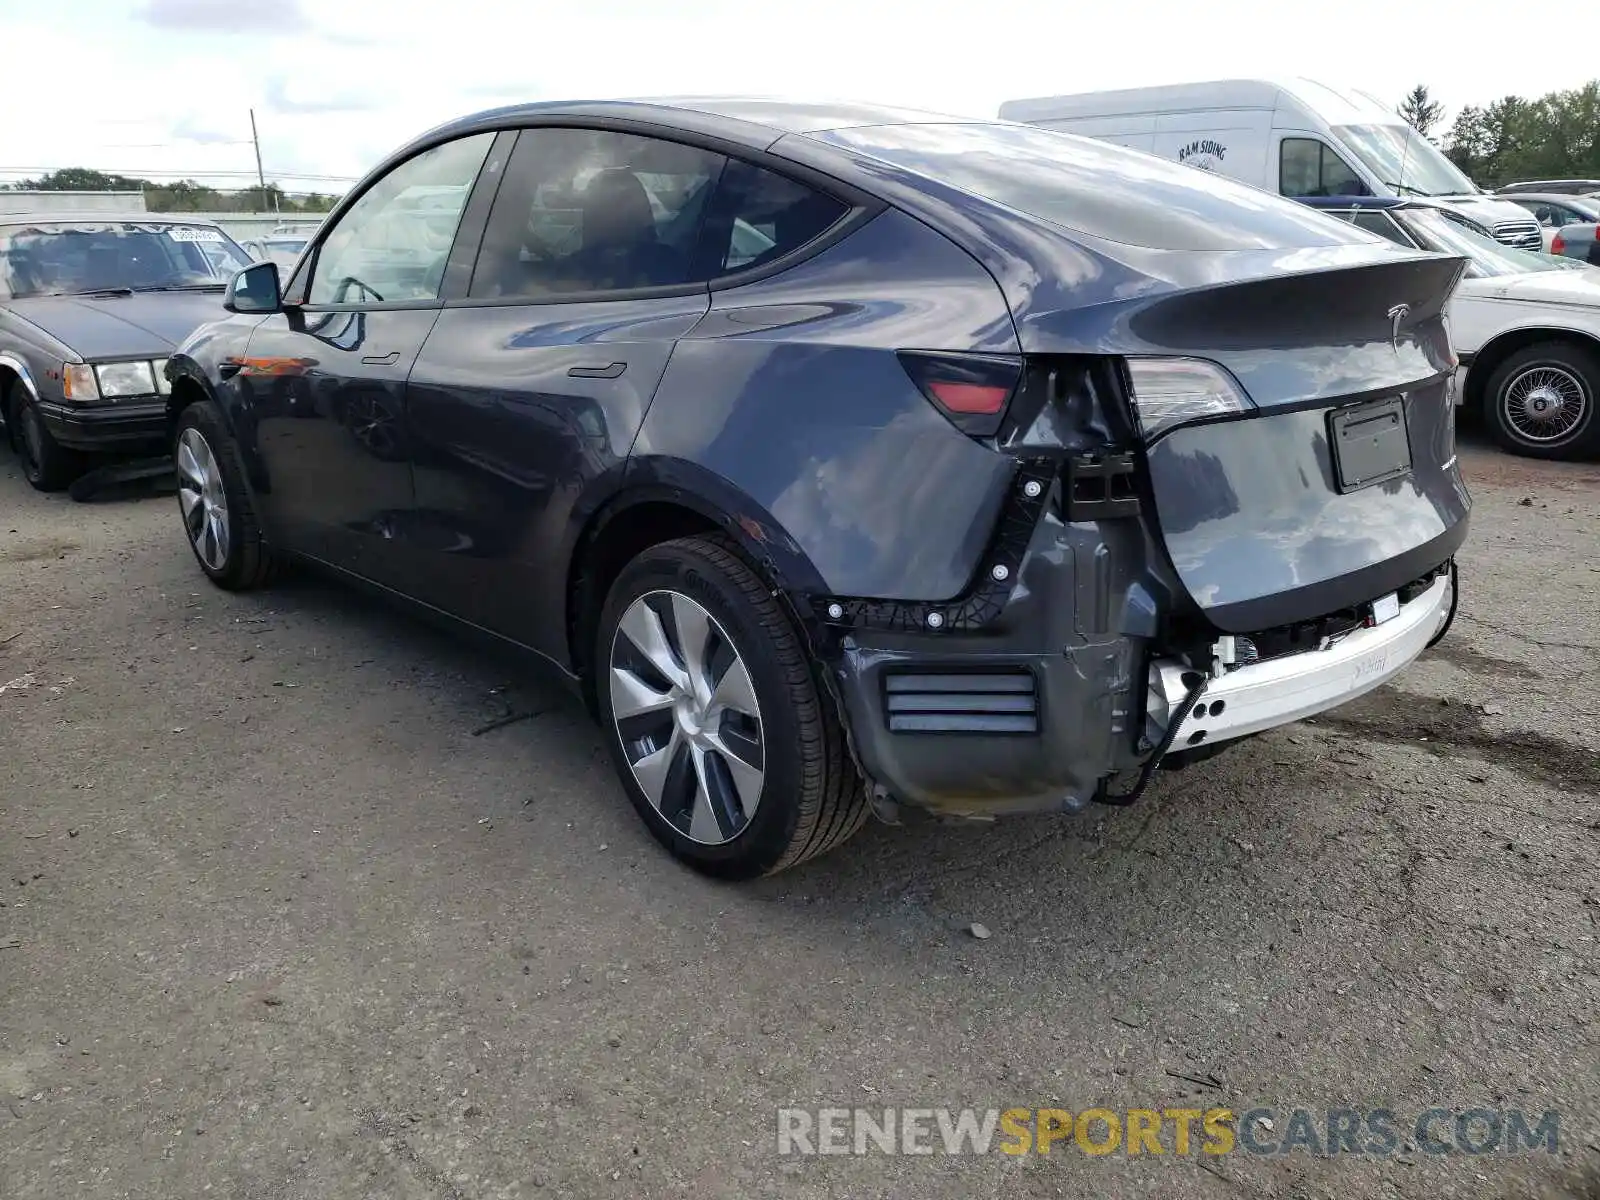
[823,493,1455,820]
[1146,573,1453,751]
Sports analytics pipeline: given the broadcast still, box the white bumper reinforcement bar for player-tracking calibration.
[1147,575,1453,750]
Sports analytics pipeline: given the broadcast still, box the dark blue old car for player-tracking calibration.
[165,99,1470,878]
[0,214,254,490]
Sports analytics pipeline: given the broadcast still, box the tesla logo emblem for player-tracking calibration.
[1387,304,1410,351]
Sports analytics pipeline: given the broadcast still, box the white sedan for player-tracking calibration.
[1316,198,1600,460]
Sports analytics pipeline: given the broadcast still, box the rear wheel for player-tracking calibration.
[9,384,84,492]
[1483,341,1600,459]
[174,401,280,590]
[595,535,868,879]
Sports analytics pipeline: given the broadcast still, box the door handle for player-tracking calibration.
[361,351,400,366]
[568,361,626,379]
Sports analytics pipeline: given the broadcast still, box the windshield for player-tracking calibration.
[0,222,253,299]
[1403,208,1566,277]
[1333,124,1478,198]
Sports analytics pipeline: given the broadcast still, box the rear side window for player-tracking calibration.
[813,121,1374,252]
[469,128,725,300]
[1280,138,1366,198]
[708,159,847,274]
[1350,210,1415,247]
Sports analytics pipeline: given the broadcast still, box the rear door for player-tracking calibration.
[241,130,501,583]
[401,126,727,657]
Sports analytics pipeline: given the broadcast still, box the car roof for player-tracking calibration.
[0,213,225,228]
[1498,192,1600,204]
[1296,195,1409,210]
[1000,77,1398,129]
[1297,195,1462,214]
[415,96,975,153]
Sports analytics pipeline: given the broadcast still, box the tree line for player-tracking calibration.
[1400,81,1600,187]
[0,167,339,213]
[12,85,1600,201]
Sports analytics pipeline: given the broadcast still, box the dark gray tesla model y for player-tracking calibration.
[165,99,1469,878]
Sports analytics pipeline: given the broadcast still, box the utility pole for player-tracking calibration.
[249,107,267,213]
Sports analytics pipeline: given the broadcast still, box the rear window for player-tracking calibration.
[812,122,1380,252]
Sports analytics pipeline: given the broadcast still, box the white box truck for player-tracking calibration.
[998,78,1543,251]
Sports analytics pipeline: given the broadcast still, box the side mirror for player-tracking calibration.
[225,261,283,315]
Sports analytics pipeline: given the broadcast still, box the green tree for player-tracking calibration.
[1399,85,1444,140]
[20,167,146,192]
[1445,81,1600,186]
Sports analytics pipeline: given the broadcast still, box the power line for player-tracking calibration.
[97,141,258,149]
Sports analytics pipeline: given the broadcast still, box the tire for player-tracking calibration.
[173,400,281,590]
[1483,341,1600,460]
[9,384,84,492]
[595,534,868,879]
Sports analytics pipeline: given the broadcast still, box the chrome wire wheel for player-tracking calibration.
[608,589,765,846]
[1502,364,1588,445]
[176,426,230,571]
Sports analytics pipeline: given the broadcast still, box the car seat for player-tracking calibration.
[575,169,682,289]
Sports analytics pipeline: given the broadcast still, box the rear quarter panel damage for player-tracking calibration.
[630,208,1023,603]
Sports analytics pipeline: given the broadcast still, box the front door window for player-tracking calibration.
[308,132,496,305]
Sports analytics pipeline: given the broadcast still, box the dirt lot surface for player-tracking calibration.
[2,432,1597,1199]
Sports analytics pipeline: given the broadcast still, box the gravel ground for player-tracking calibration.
[1,430,1597,1200]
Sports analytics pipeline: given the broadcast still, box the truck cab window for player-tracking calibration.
[1280,138,1367,198]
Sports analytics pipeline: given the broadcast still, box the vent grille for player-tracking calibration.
[883,670,1039,735]
[1492,219,1543,251]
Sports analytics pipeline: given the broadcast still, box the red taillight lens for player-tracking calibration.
[926,380,1011,414]
[898,352,1022,437]
[1552,232,1566,255]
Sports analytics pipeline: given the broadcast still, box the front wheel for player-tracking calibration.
[174,401,280,590]
[1484,341,1600,459]
[595,535,868,879]
[9,385,83,492]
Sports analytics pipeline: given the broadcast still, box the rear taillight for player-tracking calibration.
[1552,232,1566,255]
[1123,357,1254,440]
[899,352,1022,437]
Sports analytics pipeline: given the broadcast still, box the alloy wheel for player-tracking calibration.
[609,589,766,846]
[1502,364,1588,445]
[176,427,231,571]
[346,394,400,458]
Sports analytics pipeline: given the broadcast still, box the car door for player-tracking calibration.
[239,129,501,582]
[401,126,728,656]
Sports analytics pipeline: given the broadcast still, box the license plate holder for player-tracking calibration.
[1369,591,1401,625]
[1329,396,1412,493]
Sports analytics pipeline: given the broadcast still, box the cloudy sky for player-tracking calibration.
[5,0,1595,193]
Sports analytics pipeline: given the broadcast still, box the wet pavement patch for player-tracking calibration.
[1427,638,1543,681]
[1314,686,1600,793]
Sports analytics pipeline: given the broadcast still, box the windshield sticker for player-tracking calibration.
[167,227,225,243]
